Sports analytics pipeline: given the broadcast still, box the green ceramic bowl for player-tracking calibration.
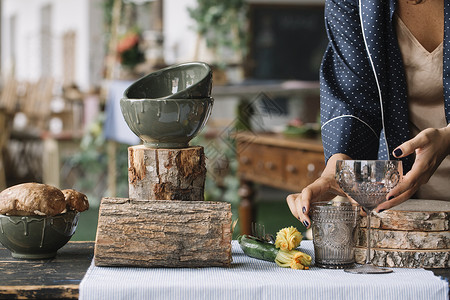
[0,210,79,259]
[124,62,212,99]
[120,97,214,148]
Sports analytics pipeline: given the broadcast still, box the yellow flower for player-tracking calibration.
[275,249,293,268]
[275,226,303,251]
[290,252,312,270]
[275,249,312,270]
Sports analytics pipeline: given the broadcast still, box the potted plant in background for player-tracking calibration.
[188,0,248,84]
[116,29,145,71]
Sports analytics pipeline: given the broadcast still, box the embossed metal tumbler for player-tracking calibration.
[310,201,360,269]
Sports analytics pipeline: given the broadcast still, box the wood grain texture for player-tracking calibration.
[128,145,206,201]
[0,241,93,299]
[94,197,232,268]
[357,228,450,250]
[355,247,450,268]
[355,200,450,268]
[359,200,450,231]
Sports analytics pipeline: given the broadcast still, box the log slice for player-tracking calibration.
[359,199,450,231]
[356,199,450,268]
[357,228,450,250]
[355,247,450,268]
[128,145,206,201]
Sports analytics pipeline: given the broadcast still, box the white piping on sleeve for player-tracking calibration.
[321,114,379,138]
[358,0,390,157]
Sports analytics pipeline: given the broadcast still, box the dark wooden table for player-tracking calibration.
[0,241,94,299]
[0,241,448,299]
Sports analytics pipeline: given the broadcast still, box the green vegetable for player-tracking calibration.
[237,235,279,262]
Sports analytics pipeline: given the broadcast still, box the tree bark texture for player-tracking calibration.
[355,247,450,268]
[128,145,206,201]
[357,228,450,250]
[355,199,450,268]
[359,199,449,231]
[94,197,232,268]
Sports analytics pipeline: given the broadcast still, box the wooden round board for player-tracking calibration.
[357,228,450,250]
[355,247,450,268]
[355,199,450,268]
[359,199,450,231]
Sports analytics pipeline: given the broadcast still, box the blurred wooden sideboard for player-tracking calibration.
[235,132,325,235]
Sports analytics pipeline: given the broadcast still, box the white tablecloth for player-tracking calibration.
[79,240,449,300]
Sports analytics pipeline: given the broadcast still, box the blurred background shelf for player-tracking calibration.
[0,0,327,242]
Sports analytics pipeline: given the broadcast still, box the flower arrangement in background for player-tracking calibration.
[117,29,145,69]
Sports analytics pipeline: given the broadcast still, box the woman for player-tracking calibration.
[287,0,450,228]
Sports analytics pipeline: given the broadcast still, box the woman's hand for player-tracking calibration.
[286,153,350,228]
[377,126,450,212]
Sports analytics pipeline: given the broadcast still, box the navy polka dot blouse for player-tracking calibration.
[320,0,450,173]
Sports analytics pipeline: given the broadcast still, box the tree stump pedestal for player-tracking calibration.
[94,145,233,268]
[127,145,206,201]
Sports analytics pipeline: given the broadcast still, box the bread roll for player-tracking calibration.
[0,183,66,216]
[62,189,89,212]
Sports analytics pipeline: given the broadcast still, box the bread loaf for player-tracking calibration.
[62,189,89,212]
[0,183,66,216]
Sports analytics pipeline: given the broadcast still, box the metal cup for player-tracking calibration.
[310,200,360,269]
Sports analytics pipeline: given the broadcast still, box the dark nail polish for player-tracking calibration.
[303,220,309,227]
[393,148,403,157]
[388,196,394,200]
[302,207,306,213]
[378,209,385,213]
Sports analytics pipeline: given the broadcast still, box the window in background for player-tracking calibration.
[247,4,327,81]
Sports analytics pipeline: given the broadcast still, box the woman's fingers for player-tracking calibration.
[383,149,436,213]
[298,188,312,228]
[286,193,300,219]
[393,138,417,158]
[376,174,413,212]
[377,161,426,212]
[385,127,450,213]
[286,153,353,228]
[375,189,412,212]
[286,176,343,229]
[392,127,435,158]
[286,190,312,228]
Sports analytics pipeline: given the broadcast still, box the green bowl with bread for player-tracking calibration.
[0,183,89,259]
